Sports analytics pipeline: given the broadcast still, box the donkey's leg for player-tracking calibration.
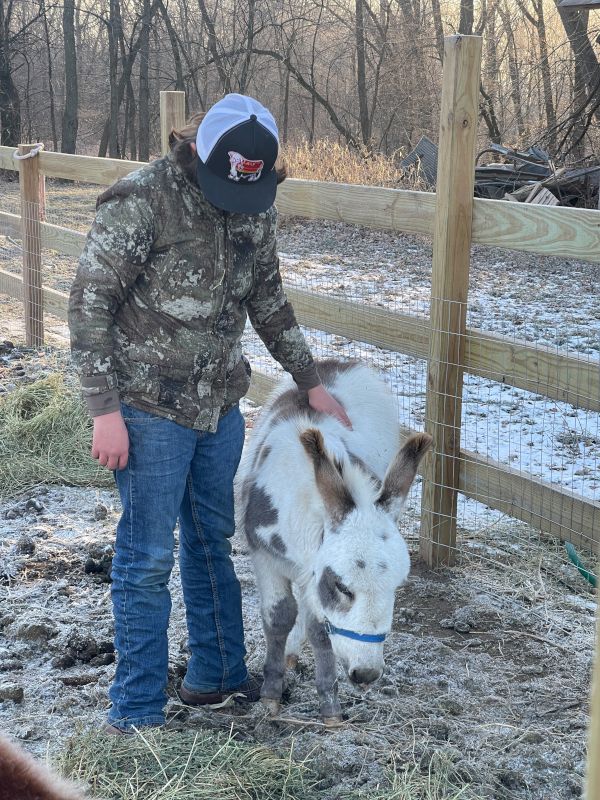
[306,614,342,725]
[285,592,307,670]
[254,555,297,715]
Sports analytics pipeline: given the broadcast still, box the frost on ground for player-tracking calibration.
[1,186,599,797]
[0,475,595,799]
[0,351,596,800]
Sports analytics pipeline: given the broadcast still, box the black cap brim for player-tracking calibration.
[196,157,277,214]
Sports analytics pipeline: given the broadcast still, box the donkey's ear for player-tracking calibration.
[376,433,433,516]
[300,429,355,525]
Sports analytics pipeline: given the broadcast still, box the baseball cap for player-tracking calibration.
[196,94,279,214]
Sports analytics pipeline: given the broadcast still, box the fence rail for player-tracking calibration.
[3,145,600,262]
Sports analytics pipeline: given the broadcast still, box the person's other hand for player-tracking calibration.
[92,410,130,470]
[307,385,352,429]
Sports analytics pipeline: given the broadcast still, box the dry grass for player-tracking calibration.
[282,139,418,188]
[55,728,485,800]
[357,757,480,800]
[57,728,313,800]
[0,373,112,496]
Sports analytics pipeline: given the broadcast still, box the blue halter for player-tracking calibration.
[324,619,387,643]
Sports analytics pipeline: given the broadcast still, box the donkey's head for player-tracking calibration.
[301,429,432,686]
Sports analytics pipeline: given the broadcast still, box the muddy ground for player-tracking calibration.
[0,347,595,800]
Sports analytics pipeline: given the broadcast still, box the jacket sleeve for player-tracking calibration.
[68,191,155,416]
[245,207,320,391]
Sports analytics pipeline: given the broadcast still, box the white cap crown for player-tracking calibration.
[197,93,279,163]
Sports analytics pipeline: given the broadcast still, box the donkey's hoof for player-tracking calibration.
[322,715,344,728]
[261,697,281,716]
[285,654,299,671]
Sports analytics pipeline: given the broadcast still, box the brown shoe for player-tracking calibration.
[178,674,262,707]
[102,723,135,736]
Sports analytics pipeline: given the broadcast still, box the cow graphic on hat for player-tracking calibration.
[227,151,264,183]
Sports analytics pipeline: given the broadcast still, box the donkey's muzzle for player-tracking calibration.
[349,667,381,686]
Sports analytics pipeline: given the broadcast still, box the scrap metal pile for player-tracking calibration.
[400,137,600,207]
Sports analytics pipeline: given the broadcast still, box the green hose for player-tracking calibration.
[565,542,597,588]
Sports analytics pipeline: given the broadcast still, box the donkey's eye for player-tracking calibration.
[335,579,354,600]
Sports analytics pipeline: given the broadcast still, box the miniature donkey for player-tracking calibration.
[237,360,432,724]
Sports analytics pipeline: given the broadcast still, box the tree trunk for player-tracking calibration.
[459,0,474,34]
[108,0,122,158]
[138,0,151,161]
[355,0,370,145]
[484,1,498,85]
[282,66,290,145]
[0,62,20,146]
[557,4,600,124]
[99,1,160,158]
[61,0,79,153]
[571,50,587,160]
[431,0,445,62]
[157,0,185,92]
[239,0,255,94]
[42,0,58,151]
[480,83,502,143]
[0,0,21,147]
[197,0,230,93]
[124,76,137,160]
[535,0,556,152]
[498,4,525,139]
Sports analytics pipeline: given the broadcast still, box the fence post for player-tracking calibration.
[18,143,44,347]
[160,91,186,157]
[419,35,482,567]
[587,599,600,799]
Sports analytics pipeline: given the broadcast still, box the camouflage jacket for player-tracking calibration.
[68,152,319,432]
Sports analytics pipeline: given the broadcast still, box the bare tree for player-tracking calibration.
[41,0,58,150]
[497,1,526,140]
[61,0,78,153]
[2,0,600,166]
[0,0,44,145]
[458,0,474,35]
[355,0,370,144]
[138,0,152,160]
[516,0,556,152]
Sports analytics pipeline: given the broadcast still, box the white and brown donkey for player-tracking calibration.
[237,360,432,724]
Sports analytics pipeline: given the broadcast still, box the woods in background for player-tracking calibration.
[1,0,598,164]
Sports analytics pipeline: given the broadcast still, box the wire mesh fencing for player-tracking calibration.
[0,174,91,350]
[243,252,600,586]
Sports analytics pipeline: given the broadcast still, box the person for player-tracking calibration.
[68,93,351,733]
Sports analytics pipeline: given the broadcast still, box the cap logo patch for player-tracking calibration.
[228,151,264,182]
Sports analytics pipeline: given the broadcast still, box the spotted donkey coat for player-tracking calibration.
[237,360,432,723]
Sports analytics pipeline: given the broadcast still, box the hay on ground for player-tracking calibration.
[56,728,481,800]
[57,728,313,800]
[0,374,111,496]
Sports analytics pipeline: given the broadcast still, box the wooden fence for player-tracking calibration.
[0,36,599,572]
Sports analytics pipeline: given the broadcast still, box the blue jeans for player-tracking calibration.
[107,402,247,729]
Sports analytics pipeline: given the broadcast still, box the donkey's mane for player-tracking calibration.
[335,453,381,508]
